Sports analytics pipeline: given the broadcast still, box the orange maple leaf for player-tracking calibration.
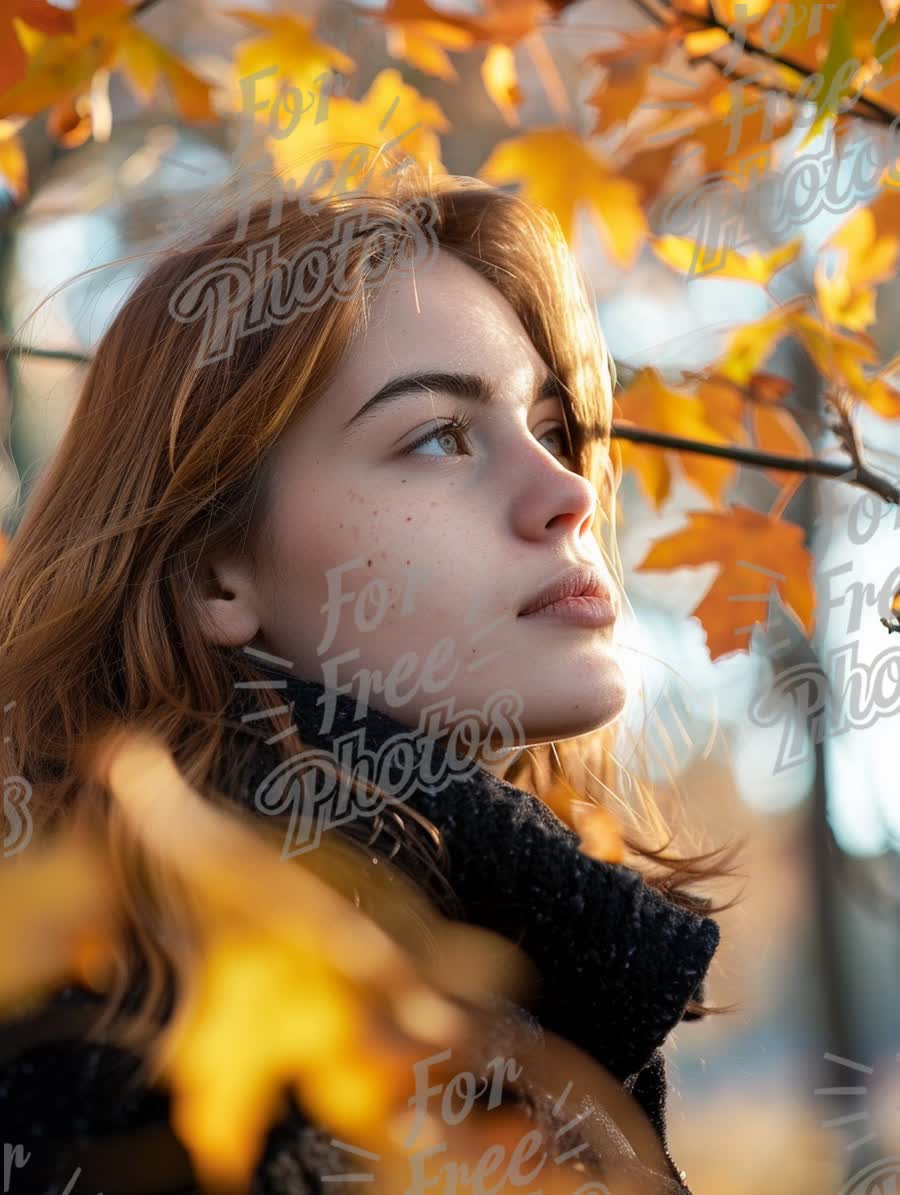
[615,367,743,509]
[1,0,217,127]
[0,0,74,96]
[360,0,554,46]
[584,26,680,135]
[636,505,816,660]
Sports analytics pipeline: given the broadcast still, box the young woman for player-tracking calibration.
[0,168,739,1194]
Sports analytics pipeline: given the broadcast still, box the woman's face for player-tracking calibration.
[201,249,626,774]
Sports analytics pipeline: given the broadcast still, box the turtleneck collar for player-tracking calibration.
[220,656,720,1085]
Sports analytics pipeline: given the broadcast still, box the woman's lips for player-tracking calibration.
[518,594,617,627]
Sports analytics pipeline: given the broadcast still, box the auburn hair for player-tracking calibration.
[0,161,742,1050]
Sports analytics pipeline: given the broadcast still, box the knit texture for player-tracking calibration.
[0,659,721,1194]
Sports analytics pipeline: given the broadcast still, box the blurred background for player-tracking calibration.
[1,2,898,1192]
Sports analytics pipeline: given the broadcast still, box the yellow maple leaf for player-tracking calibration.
[637,505,816,659]
[481,43,522,126]
[789,310,900,416]
[718,306,797,385]
[711,0,775,20]
[387,20,473,79]
[159,926,423,1189]
[85,726,520,1188]
[478,127,648,264]
[814,207,899,331]
[0,119,27,199]
[264,67,450,198]
[614,367,739,509]
[652,235,802,284]
[226,7,356,120]
[0,825,119,1014]
[570,801,626,865]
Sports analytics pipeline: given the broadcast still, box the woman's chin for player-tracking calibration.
[517,661,628,741]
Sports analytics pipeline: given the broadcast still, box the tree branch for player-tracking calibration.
[628,0,900,128]
[6,337,897,506]
[611,420,900,503]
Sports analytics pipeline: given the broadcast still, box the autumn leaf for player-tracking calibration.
[116,27,217,123]
[349,0,474,80]
[803,0,900,145]
[814,206,899,331]
[638,76,793,176]
[684,27,733,58]
[752,406,812,487]
[614,367,740,509]
[0,2,125,119]
[354,0,553,47]
[636,505,816,659]
[226,7,356,120]
[264,67,450,197]
[0,0,217,128]
[711,0,775,21]
[0,120,27,198]
[420,0,552,47]
[0,825,119,1014]
[45,94,94,148]
[478,128,648,264]
[584,26,678,135]
[716,305,798,386]
[481,43,522,125]
[747,371,795,403]
[652,234,801,284]
[82,726,532,1188]
[571,801,626,865]
[0,0,74,97]
[160,925,436,1189]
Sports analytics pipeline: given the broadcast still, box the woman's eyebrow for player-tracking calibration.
[341,370,567,437]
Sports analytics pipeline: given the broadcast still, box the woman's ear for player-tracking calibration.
[194,552,263,647]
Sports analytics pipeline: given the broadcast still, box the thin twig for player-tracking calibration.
[131,0,170,16]
[1,342,92,365]
[630,0,899,127]
[4,338,898,505]
[611,419,899,501]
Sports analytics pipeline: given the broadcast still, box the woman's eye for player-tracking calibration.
[540,426,574,462]
[403,418,572,461]
[405,419,472,457]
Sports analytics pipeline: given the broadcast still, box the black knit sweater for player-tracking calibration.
[0,659,720,1194]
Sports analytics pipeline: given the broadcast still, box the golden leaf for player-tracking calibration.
[479,127,648,263]
[265,67,450,197]
[0,120,27,198]
[615,367,738,509]
[571,801,626,865]
[1,0,216,127]
[0,0,74,96]
[227,7,356,119]
[652,235,802,284]
[814,207,899,331]
[481,43,521,126]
